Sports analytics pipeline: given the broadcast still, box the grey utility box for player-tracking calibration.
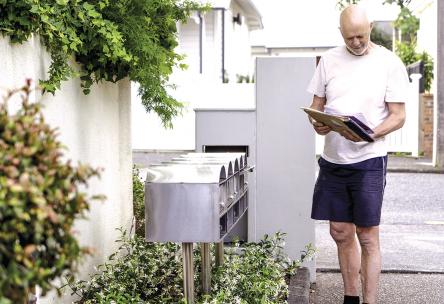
[195,57,317,281]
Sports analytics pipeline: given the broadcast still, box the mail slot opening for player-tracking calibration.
[203,145,249,157]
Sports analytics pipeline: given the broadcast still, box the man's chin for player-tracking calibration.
[346,46,368,56]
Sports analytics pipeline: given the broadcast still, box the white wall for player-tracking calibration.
[225,2,255,81]
[178,16,201,75]
[131,75,255,151]
[0,35,133,303]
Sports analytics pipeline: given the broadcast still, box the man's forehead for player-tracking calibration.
[340,5,370,28]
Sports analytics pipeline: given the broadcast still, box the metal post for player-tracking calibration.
[200,243,211,294]
[215,242,224,267]
[182,243,194,304]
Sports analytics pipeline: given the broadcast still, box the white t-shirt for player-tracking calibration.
[307,45,410,164]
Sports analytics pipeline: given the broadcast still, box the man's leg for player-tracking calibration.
[356,226,381,304]
[330,221,361,298]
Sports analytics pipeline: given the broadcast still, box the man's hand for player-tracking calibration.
[308,95,332,136]
[312,120,332,135]
[339,129,362,142]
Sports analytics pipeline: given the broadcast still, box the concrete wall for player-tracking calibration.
[255,57,316,281]
[0,35,133,303]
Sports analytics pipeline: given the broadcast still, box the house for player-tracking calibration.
[132,0,262,152]
[178,0,262,82]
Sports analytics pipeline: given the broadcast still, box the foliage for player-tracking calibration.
[99,0,206,127]
[0,0,206,127]
[336,0,359,10]
[383,0,412,9]
[68,230,313,303]
[68,230,184,304]
[204,234,314,304]
[396,41,434,92]
[236,74,255,84]
[132,167,145,237]
[417,50,434,93]
[0,81,103,303]
[395,40,417,65]
[370,27,392,50]
[393,6,419,42]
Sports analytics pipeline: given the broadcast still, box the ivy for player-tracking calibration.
[0,0,206,126]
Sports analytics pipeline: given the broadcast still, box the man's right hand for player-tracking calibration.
[312,121,332,135]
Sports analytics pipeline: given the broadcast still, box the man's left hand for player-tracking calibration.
[340,129,362,142]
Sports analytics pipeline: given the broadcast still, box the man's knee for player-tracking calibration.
[330,222,356,245]
[356,226,380,253]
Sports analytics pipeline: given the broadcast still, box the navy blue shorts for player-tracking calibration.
[312,156,387,227]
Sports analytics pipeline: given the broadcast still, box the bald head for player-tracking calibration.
[339,5,373,56]
[340,5,371,32]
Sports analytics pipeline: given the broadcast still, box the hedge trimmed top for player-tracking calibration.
[0,0,206,126]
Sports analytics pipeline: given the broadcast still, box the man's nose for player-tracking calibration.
[351,37,360,47]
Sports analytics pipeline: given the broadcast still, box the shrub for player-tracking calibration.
[0,82,103,303]
[396,41,434,92]
[132,167,145,237]
[68,230,314,303]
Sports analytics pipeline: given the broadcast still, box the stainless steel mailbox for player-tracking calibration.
[145,152,251,302]
[145,152,250,243]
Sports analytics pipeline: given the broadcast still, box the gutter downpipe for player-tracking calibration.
[212,8,226,82]
[199,12,203,74]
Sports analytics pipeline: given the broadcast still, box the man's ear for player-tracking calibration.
[369,22,374,31]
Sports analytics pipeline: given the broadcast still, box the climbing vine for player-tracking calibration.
[0,0,206,126]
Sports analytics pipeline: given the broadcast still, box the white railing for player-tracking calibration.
[315,73,422,157]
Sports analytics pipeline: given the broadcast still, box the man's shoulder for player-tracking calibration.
[319,46,347,64]
[374,45,403,63]
[323,46,345,57]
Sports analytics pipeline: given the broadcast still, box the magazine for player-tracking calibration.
[301,107,374,142]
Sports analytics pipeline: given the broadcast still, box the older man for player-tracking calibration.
[306,5,409,304]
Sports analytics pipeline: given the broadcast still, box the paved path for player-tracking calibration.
[312,272,444,304]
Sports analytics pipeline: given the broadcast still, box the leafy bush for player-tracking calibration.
[370,27,392,51]
[69,231,312,303]
[204,233,311,304]
[132,167,145,237]
[68,230,184,304]
[396,41,434,92]
[0,0,206,126]
[0,82,103,303]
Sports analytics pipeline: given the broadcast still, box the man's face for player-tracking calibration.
[340,23,372,56]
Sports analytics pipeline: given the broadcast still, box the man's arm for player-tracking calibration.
[309,95,332,135]
[372,102,406,139]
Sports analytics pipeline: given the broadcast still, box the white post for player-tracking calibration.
[409,73,422,157]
